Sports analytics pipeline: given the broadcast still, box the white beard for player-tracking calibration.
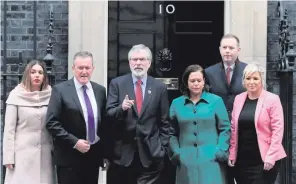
[131,69,146,78]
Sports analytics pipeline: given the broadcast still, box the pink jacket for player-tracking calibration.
[229,90,286,166]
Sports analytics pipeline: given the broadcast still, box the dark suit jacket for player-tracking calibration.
[106,73,170,167]
[46,78,108,166]
[205,60,247,115]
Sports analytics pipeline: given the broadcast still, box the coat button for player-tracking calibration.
[134,137,137,140]
[194,132,197,136]
[194,143,197,147]
[193,122,197,125]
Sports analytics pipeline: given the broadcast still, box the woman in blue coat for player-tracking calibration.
[169,64,231,184]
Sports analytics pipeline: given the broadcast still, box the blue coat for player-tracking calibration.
[168,91,231,184]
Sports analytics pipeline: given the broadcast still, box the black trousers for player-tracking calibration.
[56,165,100,184]
[227,166,236,184]
[234,161,281,184]
[107,152,163,184]
[159,156,176,184]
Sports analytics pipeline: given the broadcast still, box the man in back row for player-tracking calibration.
[205,33,247,184]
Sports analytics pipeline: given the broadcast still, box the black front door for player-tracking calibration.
[108,1,224,102]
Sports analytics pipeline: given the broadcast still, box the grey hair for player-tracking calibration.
[73,51,93,65]
[128,44,152,61]
[242,63,266,89]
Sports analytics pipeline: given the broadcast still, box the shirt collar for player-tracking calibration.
[184,91,210,105]
[132,74,147,85]
[73,77,92,90]
[223,62,235,71]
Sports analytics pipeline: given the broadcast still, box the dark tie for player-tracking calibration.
[82,85,95,143]
[226,67,231,85]
[135,79,143,114]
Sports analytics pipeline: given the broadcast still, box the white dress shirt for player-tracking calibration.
[73,77,99,144]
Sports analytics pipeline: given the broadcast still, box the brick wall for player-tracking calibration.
[0,0,68,116]
[0,0,69,88]
[267,1,296,183]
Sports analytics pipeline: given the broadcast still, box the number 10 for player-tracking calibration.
[159,4,175,14]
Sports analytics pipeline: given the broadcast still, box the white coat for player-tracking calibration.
[3,84,54,184]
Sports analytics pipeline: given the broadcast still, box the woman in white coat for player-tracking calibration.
[3,60,53,184]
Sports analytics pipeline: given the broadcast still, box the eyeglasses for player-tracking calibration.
[130,58,148,62]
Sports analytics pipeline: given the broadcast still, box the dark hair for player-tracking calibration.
[180,64,209,96]
[221,33,240,47]
[21,60,49,91]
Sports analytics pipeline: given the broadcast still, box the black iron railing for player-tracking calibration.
[276,1,296,184]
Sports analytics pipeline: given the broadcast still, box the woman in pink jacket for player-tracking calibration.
[228,63,286,184]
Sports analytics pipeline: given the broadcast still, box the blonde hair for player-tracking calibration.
[21,60,49,91]
[242,63,266,89]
